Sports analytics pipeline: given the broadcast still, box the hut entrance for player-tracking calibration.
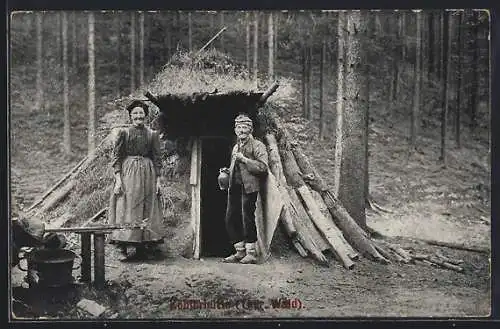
[200,136,233,257]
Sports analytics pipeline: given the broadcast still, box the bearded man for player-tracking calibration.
[221,114,268,264]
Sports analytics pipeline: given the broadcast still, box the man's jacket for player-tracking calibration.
[228,136,269,194]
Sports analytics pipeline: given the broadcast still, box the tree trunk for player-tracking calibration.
[253,12,259,86]
[301,45,307,118]
[165,13,172,60]
[139,11,145,87]
[130,12,136,93]
[62,12,71,156]
[393,13,404,100]
[245,12,251,72]
[87,13,96,155]
[56,13,62,66]
[436,11,443,79]
[333,11,346,197]
[444,11,454,145]
[389,14,404,104]
[411,11,422,150]
[455,11,463,148]
[274,11,279,68]
[71,12,77,69]
[469,11,480,131]
[336,12,367,229]
[188,12,193,52]
[440,11,449,164]
[428,11,434,79]
[420,13,428,103]
[115,13,121,97]
[319,39,326,139]
[364,11,374,207]
[34,12,43,112]
[306,43,313,120]
[400,11,407,61]
[268,12,274,83]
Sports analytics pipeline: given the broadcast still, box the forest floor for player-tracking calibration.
[10,66,491,319]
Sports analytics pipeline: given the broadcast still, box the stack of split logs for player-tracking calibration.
[263,111,466,272]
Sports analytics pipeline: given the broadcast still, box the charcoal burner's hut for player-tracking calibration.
[25,50,395,268]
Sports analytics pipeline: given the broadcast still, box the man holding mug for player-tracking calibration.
[219,114,268,264]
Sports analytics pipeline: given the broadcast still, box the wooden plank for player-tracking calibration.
[262,172,285,251]
[93,233,106,289]
[311,189,359,259]
[189,138,199,186]
[80,232,92,283]
[297,185,354,269]
[292,238,308,257]
[190,138,202,259]
[288,188,330,252]
[45,225,122,233]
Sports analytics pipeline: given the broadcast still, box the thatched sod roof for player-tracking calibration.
[150,91,264,139]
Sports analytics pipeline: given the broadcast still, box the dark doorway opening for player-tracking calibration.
[200,137,234,257]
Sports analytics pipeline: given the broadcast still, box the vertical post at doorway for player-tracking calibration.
[190,138,202,259]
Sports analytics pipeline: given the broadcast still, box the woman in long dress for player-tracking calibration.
[108,100,165,260]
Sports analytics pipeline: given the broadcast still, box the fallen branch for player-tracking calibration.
[435,251,464,266]
[367,196,394,214]
[413,253,464,272]
[428,256,464,272]
[421,239,489,254]
[291,238,308,258]
[39,181,76,212]
[472,204,488,214]
[373,244,393,263]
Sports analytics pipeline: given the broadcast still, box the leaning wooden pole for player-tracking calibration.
[265,111,388,264]
[276,132,355,268]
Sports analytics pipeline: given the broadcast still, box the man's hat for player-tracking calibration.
[234,114,253,128]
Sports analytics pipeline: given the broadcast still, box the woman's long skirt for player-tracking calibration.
[108,156,164,245]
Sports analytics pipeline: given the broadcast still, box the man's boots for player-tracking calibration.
[223,241,246,263]
[239,242,258,264]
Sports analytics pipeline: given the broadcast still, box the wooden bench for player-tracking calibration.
[44,225,120,289]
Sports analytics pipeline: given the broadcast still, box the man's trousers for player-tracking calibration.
[224,182,258,244]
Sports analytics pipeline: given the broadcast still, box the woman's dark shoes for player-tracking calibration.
[118,244,163,262]
[119,246,142,262]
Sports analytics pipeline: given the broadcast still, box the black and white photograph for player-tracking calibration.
[9,10,491,319]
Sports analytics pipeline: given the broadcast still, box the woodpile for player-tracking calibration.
[261,110,469,272]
